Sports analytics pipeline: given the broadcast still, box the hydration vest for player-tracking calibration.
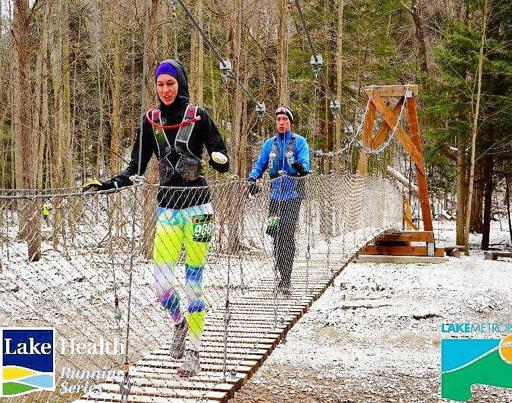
[268,134,297,178]
[151,105,204,182]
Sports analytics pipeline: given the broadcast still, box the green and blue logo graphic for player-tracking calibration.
[1,328,55,397]
[441,333,512,401]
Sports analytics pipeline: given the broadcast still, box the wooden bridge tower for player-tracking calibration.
[357,85,444,258]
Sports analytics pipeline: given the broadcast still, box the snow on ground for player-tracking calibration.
[232,221,512,402]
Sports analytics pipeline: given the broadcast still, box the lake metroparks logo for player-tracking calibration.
[1,328,55,397]
[441,333,512,401]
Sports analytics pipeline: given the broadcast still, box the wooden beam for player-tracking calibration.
[363,84,419,98]
[404,196,412,230]
[377,230,434,243]
[357,101,376,174]
[406,96,433,231]
[371,92,425,175]
[371,98,403,149]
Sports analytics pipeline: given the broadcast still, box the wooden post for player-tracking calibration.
[405,95,433,231]
[356,102,375,175]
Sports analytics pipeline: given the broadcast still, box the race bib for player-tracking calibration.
[192,214,215,242]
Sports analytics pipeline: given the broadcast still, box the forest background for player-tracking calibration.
[1,0,511,249]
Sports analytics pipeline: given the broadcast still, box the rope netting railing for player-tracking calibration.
[0,173,402,402]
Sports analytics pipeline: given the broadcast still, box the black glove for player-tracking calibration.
[246,178,260,195]
[81,179,118,192]
[291,162,307,176]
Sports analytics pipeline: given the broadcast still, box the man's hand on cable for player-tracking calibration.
[246,177,261,196]
[291,162,308,176]
[81,179,118,192]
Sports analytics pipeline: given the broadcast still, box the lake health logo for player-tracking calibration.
[1,328,55,397]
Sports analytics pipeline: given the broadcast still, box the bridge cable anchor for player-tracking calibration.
[119,362,132,403]
[220,59,232,80]
[310,54,323,79]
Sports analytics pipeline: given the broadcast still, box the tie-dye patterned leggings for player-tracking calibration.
[153,203,214,351]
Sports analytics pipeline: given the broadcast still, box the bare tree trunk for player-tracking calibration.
[240,47,250,176]
[506,168,512,244]
[481,155,493,249]
[61,0,72,188]
[209,47,217,121]
[34,2,49,189]
[277,0,288,105]
[334,0,344,173]
[13,0,41,261]
[226,0,246,253]
[189,0,204,104]
[470,160,484,233]
[455,134,467,245]
[50,0,73,249]
[405,0,429,75]
[141,0,160,259]
[110,36,123,176]
[464,0,488,251]
[145,0,160,104]
[230,0,244,177]
[326,0,337,173]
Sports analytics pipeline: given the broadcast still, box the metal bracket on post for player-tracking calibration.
[427,242,435,257]
[255,102,266,120]
[220,59,232,79]
[310,54,323,78]
[329,99,341,117]
[119,363,132,403]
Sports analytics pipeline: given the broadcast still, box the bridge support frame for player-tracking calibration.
[357,84,433,233]
[356,85,443,258]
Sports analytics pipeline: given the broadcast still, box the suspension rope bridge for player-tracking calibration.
[0,173,403,402]
[0,1,439,402]
[0,81,435,402]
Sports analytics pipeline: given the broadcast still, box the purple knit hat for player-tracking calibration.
[154,61,179,81]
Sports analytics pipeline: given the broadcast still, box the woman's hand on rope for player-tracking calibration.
[81,179,118,192]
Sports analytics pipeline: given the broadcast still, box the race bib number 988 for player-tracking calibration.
[192,214,215,242]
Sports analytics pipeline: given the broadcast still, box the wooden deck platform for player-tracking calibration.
[360,230,445,258]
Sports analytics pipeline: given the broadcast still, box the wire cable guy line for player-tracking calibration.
[0,174,402,402]
[173,0,274,121]
[291,0,358,156]
[293,0,319,65]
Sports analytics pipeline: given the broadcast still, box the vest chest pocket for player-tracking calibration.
[175,155,204,182]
